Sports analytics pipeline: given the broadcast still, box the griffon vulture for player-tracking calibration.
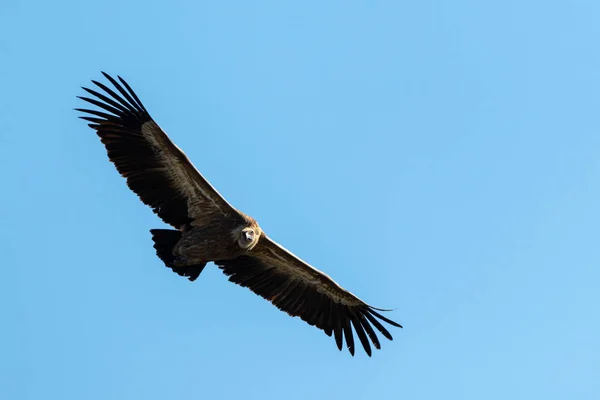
[76,72,402,356]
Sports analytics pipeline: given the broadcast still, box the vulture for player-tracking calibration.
[76,72,402,356]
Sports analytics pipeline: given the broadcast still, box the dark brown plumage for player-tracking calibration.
[76,72,402,356]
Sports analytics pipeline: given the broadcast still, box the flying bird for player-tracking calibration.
[76,72,402,356]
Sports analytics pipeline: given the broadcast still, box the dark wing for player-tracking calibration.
[76,72,238,228]
[215,235,402,356]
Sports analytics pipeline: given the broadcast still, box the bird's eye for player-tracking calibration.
[243,229,255,242]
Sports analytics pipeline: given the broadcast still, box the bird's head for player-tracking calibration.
[236,224,261,250]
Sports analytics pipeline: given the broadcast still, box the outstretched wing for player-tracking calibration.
[76,72,238,228]
[215,235,402,356]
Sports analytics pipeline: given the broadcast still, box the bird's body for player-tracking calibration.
[76,72,402,356]
[176,220,247,263]
[173,213,260,268]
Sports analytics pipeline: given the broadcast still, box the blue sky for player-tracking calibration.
[1,1,599,399]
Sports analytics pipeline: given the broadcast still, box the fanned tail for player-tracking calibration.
[150,229,206,281]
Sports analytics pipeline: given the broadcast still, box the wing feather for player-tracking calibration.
[216,235,402,356]
[76,72,238,228]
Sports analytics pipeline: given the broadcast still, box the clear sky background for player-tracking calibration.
[1,1,599,399]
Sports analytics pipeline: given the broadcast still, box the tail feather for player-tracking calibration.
[150,229,207,281]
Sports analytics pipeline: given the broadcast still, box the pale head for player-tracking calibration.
[233,217,262,251]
